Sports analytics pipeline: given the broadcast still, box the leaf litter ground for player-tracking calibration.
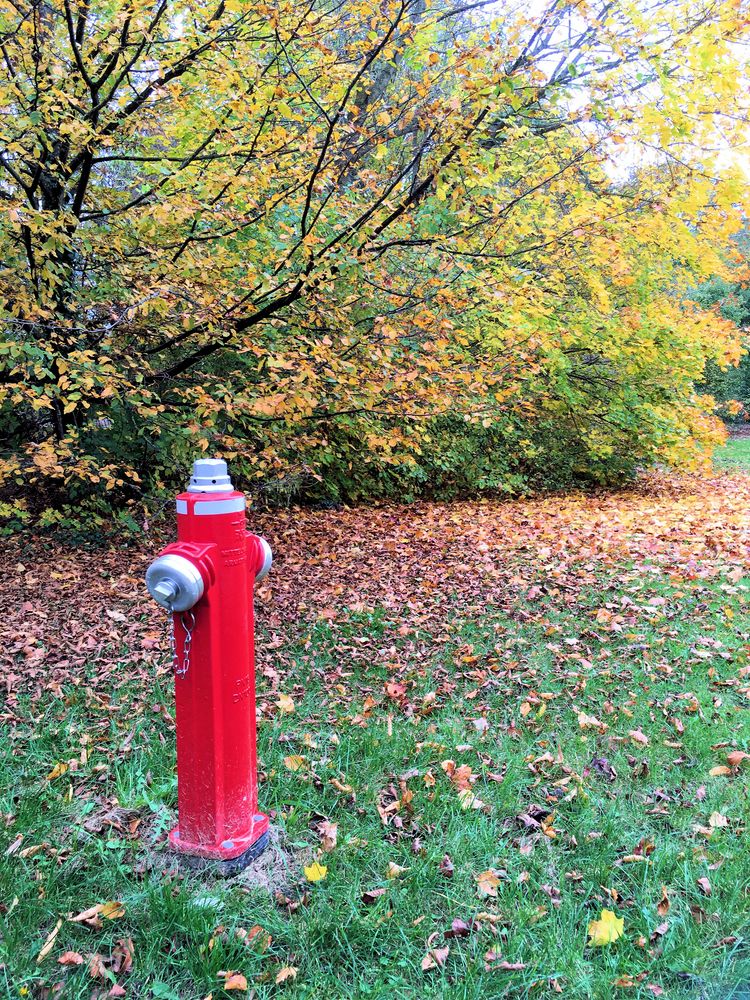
[1,471,749,999]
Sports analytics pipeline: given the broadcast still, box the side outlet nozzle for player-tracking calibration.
[146,553,205,611]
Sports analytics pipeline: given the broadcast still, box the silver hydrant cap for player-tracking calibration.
[187,458,234,493]
[146,553,205,611]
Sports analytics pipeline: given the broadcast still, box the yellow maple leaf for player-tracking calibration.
[587,909,624,946]
[304,862,327,882]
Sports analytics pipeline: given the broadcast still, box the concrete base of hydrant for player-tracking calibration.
[176,830,271,877]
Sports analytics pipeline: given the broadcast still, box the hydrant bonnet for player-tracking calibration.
[187,458,233,494]
[146,553,204,611]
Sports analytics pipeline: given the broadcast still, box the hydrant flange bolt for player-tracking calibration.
[146,553,205,611]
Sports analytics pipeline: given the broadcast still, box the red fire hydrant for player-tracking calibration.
[145,459,272,874]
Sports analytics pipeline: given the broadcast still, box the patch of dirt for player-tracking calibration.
[133,823,309,895]
[232,824,311,895]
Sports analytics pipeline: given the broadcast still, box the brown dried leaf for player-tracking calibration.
[36,920,63,964]
[275,966,298,985]
[57,952,85,966]
[475,870,502,898]
[438,854,454,877]
[421,946,449,971]
[361,887,387,905]
[318,820,338,853]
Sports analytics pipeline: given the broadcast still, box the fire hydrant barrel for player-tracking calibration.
[145,458,271,871]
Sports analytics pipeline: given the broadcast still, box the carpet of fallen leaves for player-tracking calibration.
[2,470,750,717]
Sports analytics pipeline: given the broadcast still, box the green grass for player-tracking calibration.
[2,570,750,999]
[714,435,750,470]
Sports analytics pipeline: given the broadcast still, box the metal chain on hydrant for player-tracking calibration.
[166,608,195,678]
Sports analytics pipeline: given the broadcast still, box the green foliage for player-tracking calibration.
[0,0,748,528]
[692,243,750,415]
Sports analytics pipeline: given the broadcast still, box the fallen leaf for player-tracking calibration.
[697,877,712,896]
[385,680,407,701]
[650,921,669,943]
[283,755,306,772]
[588,909,624,946]
[484,950,526,969]
[4,836,23,856]
[578,711,607,731]
[111,937,134,975]
[276,694,295,714]
[438,854,454,877]
[421,946,449,971]
[275,966,298,984]
[57,952,85,966]
[318,820,338,852]
[46,762,69,781]
[457,787,488,811]
[656,886,670,916]
[441,760,475,790]
[709,812,729,829]
[70,903,103,924]
[726,750,749,767]
[475,870,502,898]
[361,888,387,905]
[242,925,272,952]
[304,862,327,882]
[329,778,354,795]
[445,918,473,939]
[223,973,247,991]
[629,729,649,746]
[385,862,408,879]
[36,919,63,963]
[88,953,108,980]
[709,765,731,777]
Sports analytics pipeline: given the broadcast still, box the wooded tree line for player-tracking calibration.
[0,0,748,528]
[695,231,750,416]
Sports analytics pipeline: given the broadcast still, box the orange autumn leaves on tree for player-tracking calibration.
[0,0,748,512]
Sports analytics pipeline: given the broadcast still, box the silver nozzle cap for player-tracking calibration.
[146,554,205,611]
[255,537,273,582]
[187,458,233,494]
